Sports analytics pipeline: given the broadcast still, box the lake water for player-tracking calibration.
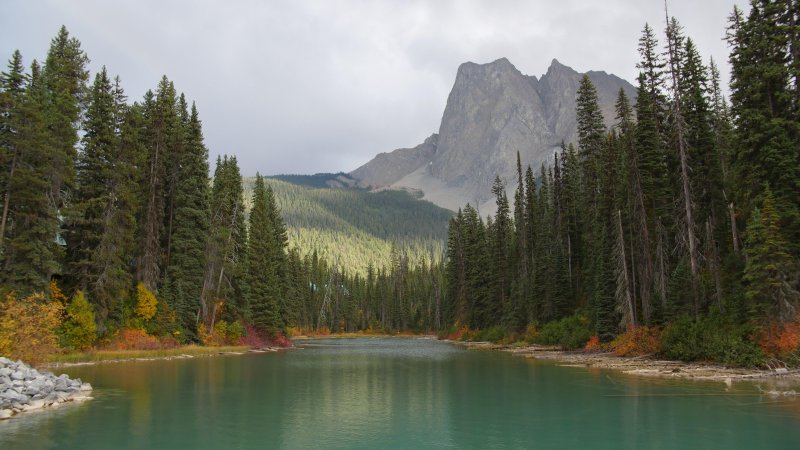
[2,337,800,449]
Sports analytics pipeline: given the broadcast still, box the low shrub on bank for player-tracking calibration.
[610,326,662,357]
[535,314,593,350]
[0,292,63,365]
[105,328,179,351]
[660,315,764,367]
[758,315,800,365]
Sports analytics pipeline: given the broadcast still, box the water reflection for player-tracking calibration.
[1,338,799,450]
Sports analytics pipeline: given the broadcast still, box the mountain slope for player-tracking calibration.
[349,58,636,213]
[242,177,453,274]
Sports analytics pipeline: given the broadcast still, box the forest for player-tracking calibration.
[440,2,800,367]
[2,0,800,368]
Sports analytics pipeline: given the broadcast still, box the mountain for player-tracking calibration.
[243,177,453,274]
[349,58,636,213]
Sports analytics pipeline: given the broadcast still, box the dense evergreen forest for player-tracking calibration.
[2,1,800,368]
[253,177,449,275]
[441,3,800,366]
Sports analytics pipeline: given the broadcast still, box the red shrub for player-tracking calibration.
[239,323,268,348]
[584,335,602,352]
[759,317,800,358]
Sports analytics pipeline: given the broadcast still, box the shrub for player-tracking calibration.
[758,316,800,364]
[661,315,765,367]
[106,328,161,351]
[0,292,64,365]
[610,326,661,357]
[479,326,506,343]
[535,314,593,350]
[61,290,97,350]
[135,283,158,321]
[584,335,602,352]
[239,323,267,348]
[523,324,540,344]
[227,321,246,343]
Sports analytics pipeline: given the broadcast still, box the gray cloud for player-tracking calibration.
[1,0,741,175]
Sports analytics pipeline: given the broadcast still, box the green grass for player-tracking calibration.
[48,345,250,364]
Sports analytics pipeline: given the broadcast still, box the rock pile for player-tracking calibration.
[0,356,92,419]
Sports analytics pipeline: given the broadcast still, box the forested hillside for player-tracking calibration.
[246,178,451,275]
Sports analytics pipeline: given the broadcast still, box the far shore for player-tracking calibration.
[450,340,800,388]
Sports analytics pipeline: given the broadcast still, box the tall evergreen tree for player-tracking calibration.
[245,174,283,334]
[0,59,59,293]
[162,103,209,333]
[41,26,89,214]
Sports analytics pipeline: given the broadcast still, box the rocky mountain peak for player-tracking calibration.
[350,58,636,213]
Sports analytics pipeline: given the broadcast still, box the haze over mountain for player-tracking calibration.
[350,58,636,213]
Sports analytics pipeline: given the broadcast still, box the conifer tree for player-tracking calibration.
[162,103,209,333]
[743,187,800,322]
[245,174,283,334]
[41,26,89,213]
[0,59,60,293]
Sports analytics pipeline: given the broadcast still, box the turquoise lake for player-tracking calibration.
[1,337,800,449]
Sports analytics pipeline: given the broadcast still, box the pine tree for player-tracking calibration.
[743,187,800,322]
[42,26,89,215]
[202,155,247,323]
[0,59,60,293]
[0,50,27,250]
[245,174,283,334]
[728,1,800,255]
[66,67,117,294]
[136,78,178,291]
[162,103,209,334]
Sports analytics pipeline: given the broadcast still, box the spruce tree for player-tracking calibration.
[245,174,283,334]
[162,103,209,334]
[42,26,89,214]
[742,187,800,322]
[0,59,60,293]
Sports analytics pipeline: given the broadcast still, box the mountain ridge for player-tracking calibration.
[349,58,636,213]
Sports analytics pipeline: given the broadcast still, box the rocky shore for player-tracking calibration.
[454,341,800,384]
[0,357,92,420]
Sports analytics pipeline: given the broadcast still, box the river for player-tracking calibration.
[1,337,799,449]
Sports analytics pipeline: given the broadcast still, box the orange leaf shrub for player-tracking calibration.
[610,326,662,357]
[0,292,64,365]
[584,335,602,352]
[106,328,161,350]
[759,316,800,358]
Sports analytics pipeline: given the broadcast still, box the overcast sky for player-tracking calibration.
[2,0,742,176]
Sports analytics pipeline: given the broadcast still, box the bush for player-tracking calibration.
[106,328,161,351]
[0,292,64,365]
[535,314,593,350]
[584,335,602,352]
[610,326,661,357]
[479,326,506,343]
[523,324,540,344]
[61,290,97,350]
[661,315,765,367]
[227,321,246,343]
[135,283,158,321]
[758,315,800,365]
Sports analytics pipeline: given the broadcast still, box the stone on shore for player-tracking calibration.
[0,356,92,420]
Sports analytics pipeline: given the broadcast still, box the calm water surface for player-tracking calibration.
[2,337,800,449]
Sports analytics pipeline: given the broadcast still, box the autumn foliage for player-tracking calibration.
[0,293,64,365]
[583,335,602,352]
[609,326,662,357]
[759,316,800,360]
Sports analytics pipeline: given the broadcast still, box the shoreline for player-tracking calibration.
[451,341,800,387]
[43,345,292,369]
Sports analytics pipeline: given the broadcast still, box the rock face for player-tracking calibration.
[350,58,636,213]
[0,356,92,419]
